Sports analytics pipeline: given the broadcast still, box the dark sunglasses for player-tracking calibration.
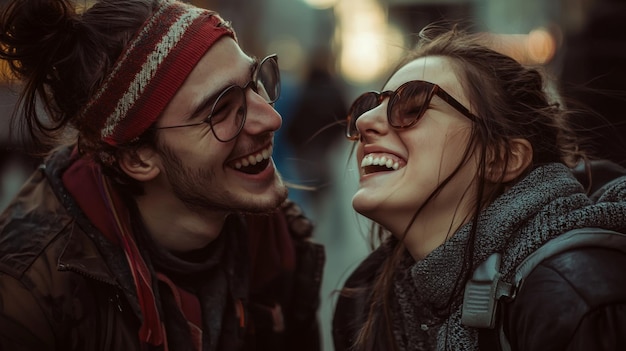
[346,80,478,140]
[155,54,280,142]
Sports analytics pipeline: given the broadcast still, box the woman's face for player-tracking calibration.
[352,56,479,256]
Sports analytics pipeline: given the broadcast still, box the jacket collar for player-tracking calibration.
[45,146,165,346]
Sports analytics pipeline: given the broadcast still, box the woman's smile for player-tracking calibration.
[360,152,406,175]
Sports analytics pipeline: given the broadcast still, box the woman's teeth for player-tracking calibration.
[234,145,272,169]
[360,154,400,170]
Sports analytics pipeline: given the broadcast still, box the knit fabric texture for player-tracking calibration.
[391,163,626,350]
[78,0,235,146]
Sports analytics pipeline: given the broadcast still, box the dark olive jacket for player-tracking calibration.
[0,148,325,351]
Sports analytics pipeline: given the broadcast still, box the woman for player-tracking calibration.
[332,25,626,351]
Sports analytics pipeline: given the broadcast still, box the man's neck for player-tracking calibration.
[134,192,230,253]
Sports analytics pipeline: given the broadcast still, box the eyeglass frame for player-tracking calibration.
[346,80,478,140]
[154,54,280,142]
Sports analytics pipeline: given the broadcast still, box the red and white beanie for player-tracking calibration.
[79,0,235,146]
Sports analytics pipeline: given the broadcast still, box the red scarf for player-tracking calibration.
[63,154,166,347]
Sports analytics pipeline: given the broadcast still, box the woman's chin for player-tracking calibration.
[352,196,385,223]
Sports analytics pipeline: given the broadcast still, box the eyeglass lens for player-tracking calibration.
[211,55,280,142]
[256,56,280,103]
[209,86,246,142]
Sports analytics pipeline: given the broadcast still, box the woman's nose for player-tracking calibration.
[354,100,389,139]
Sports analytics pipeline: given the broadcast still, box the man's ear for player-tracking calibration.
[486,138,533,183]
[118,147,161,182]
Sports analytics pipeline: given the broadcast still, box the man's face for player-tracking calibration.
[153,37,287,214]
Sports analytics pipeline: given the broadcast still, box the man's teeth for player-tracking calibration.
[234,146,272,169]
[361,154,400,170]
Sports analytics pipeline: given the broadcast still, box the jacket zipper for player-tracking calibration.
[101,292,122,351]
[58,263,122,350]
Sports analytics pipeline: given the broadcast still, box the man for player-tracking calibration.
[0,0,324,350]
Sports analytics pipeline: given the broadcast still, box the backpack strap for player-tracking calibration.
[461,227,626,350]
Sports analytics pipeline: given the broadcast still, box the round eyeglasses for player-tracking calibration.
[346,80,477,140]
[155,54,280,142]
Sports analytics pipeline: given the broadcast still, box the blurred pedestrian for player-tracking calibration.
[285,47,347,215]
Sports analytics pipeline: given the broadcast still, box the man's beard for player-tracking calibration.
[157,142,287,214]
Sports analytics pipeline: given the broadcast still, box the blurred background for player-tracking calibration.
[0,0,625,350]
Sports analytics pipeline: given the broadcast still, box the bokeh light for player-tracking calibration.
[335,0,406,84]
[527,28,556,64]
[301,0,340,10]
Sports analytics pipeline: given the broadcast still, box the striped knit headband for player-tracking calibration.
[79,0,235,146]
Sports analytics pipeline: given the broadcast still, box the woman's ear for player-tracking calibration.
[486,138,533,183]
[118,147,161,182]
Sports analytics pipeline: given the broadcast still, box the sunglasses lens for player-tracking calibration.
[256,56,280,104]
[389,82,431,128]
[346,92,380,139]
[210,86,246,142]
[346,82,436,139]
